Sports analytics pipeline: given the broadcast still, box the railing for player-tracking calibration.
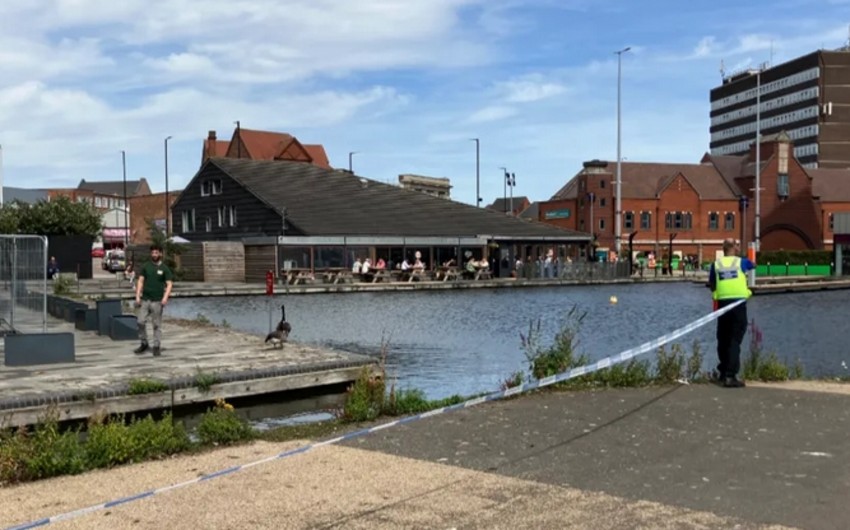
[0,235,48,335]
[516,261,631,281]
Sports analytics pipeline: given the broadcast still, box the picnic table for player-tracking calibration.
[435,267,461,282]
[282,268,314,285]
[370,269,399,283]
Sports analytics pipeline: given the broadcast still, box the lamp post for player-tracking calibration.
[499,166,508,212]
[122,150,128,248]
[614,46,631,256]
[754,64,767,255]
[164,136,172,238]
[471,138,480,207]
[508,172,516,215]
[348,151,357,173]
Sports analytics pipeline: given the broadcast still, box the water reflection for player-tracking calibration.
[169,284,850,399]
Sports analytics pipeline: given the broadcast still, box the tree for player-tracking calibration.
[0,196,101,237]
[142,220,186,278]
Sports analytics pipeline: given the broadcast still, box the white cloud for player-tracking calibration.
[468,106,518,123]
[498,76,568,103]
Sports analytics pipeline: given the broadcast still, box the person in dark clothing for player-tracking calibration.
[134,245,173,357]
[708,239,755,388]
[47,257,60,280]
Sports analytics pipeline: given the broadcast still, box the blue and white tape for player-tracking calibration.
[4,300,743,530]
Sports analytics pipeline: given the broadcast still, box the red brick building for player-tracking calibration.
[128,191,181,244]
[539,133,850,261]
[201,126,331,169]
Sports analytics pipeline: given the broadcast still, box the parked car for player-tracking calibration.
[103,250,126,273]
[91,247,105,258]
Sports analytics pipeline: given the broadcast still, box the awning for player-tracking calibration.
[102,228,129,243]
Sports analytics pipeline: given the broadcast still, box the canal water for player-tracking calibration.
[168,283,849,402]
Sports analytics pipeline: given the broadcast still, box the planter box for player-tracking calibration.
[96,299,123,336]
[63,302,88,323]
[4,332,75,366]
[75,308,98,332]
[109,315,139,341]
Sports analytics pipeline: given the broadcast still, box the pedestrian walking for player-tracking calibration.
[134,244,173,357]
[709,238,755,387]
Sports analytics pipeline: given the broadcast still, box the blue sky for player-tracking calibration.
[0,0,848,206]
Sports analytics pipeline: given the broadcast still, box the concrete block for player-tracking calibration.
[110,315,139,341]
[4,332,75,366]
[96,299,123,336]
[64,302,88,323]
[75,308,98,332]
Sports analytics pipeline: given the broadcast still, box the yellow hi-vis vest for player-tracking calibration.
[712,256,752,301]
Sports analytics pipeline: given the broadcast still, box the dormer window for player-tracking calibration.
[777,173,789,198]
[201,179,223,197]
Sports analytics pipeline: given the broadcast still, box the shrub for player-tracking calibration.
[128,413,190,458]
[341,367,385,422]
[194,370,220,392]
[522,306,589,380]
[84,417,136,468]
[500,371,524,391]
[53,276,74,296]
[655,344,687,383]
[197,398,253,445]
[741,320,803,382]
[757,250,831,266]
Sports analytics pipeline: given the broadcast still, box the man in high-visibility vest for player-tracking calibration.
[709,239,755,388]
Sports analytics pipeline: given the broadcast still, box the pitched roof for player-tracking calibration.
[204,139,229,158]
[560,161,738,200]
[703,154,745,194]
[809,168,850,202]
[2,187,48,204]
[77,179,144,196]
[551,177,578,199]
[487,197,530,213]
[237,129,295,160]
[303,144,331,169]
[519,202,540,220]
[206,158,589,240]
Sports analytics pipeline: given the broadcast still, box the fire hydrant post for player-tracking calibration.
[265,270,274,296]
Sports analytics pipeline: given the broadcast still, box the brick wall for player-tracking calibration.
[129,192,179,244]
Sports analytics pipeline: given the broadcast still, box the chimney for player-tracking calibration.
[206,130,217,160]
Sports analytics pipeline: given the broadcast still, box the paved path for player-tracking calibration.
[0,305,372,407]
[2,383,847,529]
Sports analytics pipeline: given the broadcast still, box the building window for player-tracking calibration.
[708,212,719,231]
[829,213,834,231]
[217,206,225,227]
[212,179,222,195]
[580,219,585,230]
[599,219,605,231]
[600,179,605,189]
[229,206,237,227]
[624,212,634,230]
[666,211,691,230]
[777,173,789,197]
[725,212,735,231]
[640,212,651,230]
[600,198,606,207]
[181,209,196,232]
[205,217,212,232]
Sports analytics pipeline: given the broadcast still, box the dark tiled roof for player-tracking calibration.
[209,158,589,240]
[703,154,745,194]
[487,197,529,213]
[2,187,48,204]
[809,168,850,201]
[551,177,578,199]
[519,202,540,220]
[77,179,144,196]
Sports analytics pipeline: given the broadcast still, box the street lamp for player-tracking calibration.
[348,151,357,173]
[121,150,128,248]
[499,166,508,212]
[614,46,631,256]
[470,138,480,207]
[508,172,516,215]
[164,136,172,238]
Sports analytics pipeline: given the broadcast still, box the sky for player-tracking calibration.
[0,0,848,206]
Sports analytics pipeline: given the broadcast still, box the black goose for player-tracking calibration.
[265,304,292,349]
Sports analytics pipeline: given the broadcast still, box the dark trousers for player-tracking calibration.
[716,300,748,378]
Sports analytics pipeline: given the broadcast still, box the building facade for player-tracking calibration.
[539,134,850,261]
[709,48,850,169]
[128,191,180,244]
[201,127,331,169]
[48,178,152,212]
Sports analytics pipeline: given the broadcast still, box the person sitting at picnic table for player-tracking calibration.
[413,257,425,270]
[400,258,411,280]
[375,257,386,270]
[463,257,477,279]
[352,257,362,274]
[361,258,373,281]
[443,258,456,267]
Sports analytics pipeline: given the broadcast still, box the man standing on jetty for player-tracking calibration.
[709,238,754,388]
[134,244,173,357]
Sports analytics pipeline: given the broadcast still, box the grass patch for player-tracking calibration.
[127,378,170,395]
[196,398,254,446]
[194,369,220,393]
[741,320,803,382]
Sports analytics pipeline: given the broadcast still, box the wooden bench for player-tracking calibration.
[474,269,492,280]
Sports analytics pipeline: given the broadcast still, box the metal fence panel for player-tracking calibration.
[0,235,47,335]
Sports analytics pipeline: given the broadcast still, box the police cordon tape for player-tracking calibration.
[5,300,744,530]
